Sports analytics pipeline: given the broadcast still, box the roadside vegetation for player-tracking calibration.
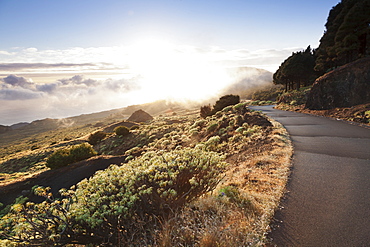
[0,96,292,246]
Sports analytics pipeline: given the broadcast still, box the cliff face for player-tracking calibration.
[306,57,370,110]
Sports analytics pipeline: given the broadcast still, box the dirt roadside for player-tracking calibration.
[276,103,370,127]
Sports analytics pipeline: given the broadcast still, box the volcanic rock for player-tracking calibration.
[306,57,370,110]
[127,109,153,123]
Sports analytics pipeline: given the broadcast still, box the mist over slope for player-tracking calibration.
[0,67,272,126]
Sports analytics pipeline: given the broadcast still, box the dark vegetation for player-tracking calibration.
[88,131,107,145]
[46,143,97,169]
[314,0,370,74]
[273,46,317,91]
[114,125,130,136]
[200,94,240,118]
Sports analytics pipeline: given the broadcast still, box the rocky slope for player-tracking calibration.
[306,57,370,110]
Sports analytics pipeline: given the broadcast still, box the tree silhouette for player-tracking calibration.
[315,0,370,74]
[273,46,316,91]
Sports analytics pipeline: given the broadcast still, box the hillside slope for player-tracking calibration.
[0,103,293,246]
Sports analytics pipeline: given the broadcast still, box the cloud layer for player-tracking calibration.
[0,74,142,125]
[0,44,301,125]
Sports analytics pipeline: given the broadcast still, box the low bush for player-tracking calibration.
[46,143,96,169]
[200,95,240,118]
[277,87,311,105]
[200,105,212,118]
[212,95,240,114]
[207,122,218,133]
[88,131,106,145]
[2,148,227,246]
[114,126,130,136]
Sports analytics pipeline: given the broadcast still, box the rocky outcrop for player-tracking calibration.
[127,109,153,123]
[306,57,370,110]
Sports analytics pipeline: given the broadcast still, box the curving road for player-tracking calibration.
[249,105,370,247]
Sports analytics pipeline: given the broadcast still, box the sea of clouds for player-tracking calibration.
[0,45,299,125]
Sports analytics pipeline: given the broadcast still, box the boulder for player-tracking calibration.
[127,109,153,123]
[306,57,370,110]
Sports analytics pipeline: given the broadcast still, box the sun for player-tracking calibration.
[126,38,231,102]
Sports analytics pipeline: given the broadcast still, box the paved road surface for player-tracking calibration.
[249,105,370,247]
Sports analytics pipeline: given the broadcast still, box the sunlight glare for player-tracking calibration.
[127,38,231,102]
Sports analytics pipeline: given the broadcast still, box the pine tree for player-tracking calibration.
[273,46,316,91]
[315,0,370,74]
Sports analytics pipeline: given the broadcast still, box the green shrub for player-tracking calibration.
[222,105,233,112]
[236,127,245,133]
[212,95,240,114]
[2,148,227,246]
[233,102,248,113]
[114,126,130,136]
[207,122,218,133]
[88,131,106,145]
[204,136,221,151]
[46,143,96,169]
[69,148,227,243]
[200,95,240,117]
[277,87,311,105]
[218,185,254,210]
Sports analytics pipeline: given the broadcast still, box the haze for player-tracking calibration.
[0,0,340,125]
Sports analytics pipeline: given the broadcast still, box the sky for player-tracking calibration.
[0,0,340,125]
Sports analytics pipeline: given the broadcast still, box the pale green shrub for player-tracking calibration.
[205,135,221,151]
[207,122,218,133]
[46,143,96,169]
[233,102,248,113]
[236,127,245,134]
[68,148,227,244]
[1,148,227,246]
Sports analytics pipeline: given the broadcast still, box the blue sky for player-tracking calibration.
[0,0,339,49]
[0,0,340,125]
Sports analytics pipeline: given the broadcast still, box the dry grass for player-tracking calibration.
[155,117,293,246]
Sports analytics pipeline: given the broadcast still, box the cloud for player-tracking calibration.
[36,82,59,93]
[0,88,42,100]
[1,74,34,88]
[221,67,273,95]
[0,63,97,71]
[58,75,98,87]
[0,73,143,124]
[0,75,41,100]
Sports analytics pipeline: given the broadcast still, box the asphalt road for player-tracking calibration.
[249,105,370,247]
